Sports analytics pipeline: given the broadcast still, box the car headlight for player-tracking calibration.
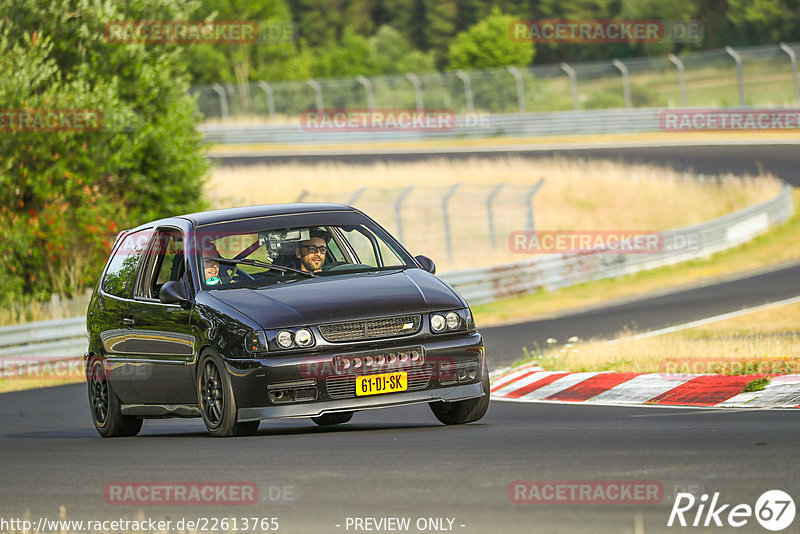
[430,314,446,332]
[277,330,294,348]
[445,311,461,330]
[430,309,473,334]
[295,328,313,347]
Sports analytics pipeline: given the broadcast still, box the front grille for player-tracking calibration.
[326,365,433,399]
[319,315,421,342]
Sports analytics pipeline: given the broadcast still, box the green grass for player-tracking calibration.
[743,377,771,392]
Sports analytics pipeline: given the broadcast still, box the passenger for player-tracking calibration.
[203,258,221,285]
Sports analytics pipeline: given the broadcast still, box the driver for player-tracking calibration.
[295,232,328,273]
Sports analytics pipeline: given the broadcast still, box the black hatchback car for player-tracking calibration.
[85,203,489,437]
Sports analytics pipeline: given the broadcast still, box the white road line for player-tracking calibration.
[609,295,800,343]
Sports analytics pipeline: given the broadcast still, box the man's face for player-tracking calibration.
[296,237,326,272]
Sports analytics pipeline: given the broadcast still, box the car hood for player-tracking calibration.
[206,269,465,329]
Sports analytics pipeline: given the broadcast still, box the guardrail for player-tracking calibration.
[0,185,792,364]
[200,108,667,144]
[440,185,794,304]
[0,317,86,376]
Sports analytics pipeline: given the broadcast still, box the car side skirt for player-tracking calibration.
[120,404,201,418]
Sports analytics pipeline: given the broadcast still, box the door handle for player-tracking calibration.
[122,317,135,327]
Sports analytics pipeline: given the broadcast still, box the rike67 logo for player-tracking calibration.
[668,490,795,531]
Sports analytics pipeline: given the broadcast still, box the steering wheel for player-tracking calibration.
[321,261,349,272]
[229,266,255,282]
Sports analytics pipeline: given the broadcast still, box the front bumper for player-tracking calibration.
[237,382,484,421]
[224,332,485,422]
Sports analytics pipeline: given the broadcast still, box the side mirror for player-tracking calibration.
[160,280,190,307]
[415,255,436,274]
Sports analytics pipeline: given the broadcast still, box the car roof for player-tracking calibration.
[129,203,357,231]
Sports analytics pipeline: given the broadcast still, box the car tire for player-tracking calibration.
[87,358,143,437]
[311,412,354,426]
[197,352,260,437]
[429,361,490,425]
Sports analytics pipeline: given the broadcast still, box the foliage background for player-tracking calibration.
[0,0,208,309]
[1,0,798,314]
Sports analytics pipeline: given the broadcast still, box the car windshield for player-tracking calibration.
[195,221,414,289]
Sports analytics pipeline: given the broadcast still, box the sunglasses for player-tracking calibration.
[301,245,327,254]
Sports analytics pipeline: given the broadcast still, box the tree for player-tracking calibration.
[182,0,308,85]
[311,28,381,77]
[371,25,435,74]
[0,0,208,307]
[448,8,535,70]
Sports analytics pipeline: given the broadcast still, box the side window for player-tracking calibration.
[345,228,380,266]
[102,228,154,299]
[341,226,404,267]
[151,230,184,297]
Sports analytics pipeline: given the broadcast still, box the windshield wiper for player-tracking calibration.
[209,257,317,278]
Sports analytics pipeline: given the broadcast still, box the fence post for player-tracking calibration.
[356,75,375,111]
[526,179,545,231]
[442,183,461,260]
[780,43,799,106]
[307,79,324,111]
[507,67,526,113]
[348,187,367,205]
[667,54,687,107]
[394,186,414,243]
[486,183,506,249]
[405,73,424,111]
[612,59,632,109]
[725,46,745,106]
[257,82,276,119]
[211,83,229,121]
[560,63,579,110]
[455,70,475,115]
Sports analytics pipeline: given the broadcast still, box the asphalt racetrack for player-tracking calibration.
[2,143,799,534]
[214,143,800,185]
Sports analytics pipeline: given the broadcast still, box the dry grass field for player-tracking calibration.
[207,157,782,271]
[529,300,800,375]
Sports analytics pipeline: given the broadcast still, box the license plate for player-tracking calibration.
[355,371,407,397]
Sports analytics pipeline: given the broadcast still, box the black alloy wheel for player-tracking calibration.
[87,358,142,437]
[197,353,260,437]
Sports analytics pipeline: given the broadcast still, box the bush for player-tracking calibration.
[0,0,208,309]
[447,8,535,70]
